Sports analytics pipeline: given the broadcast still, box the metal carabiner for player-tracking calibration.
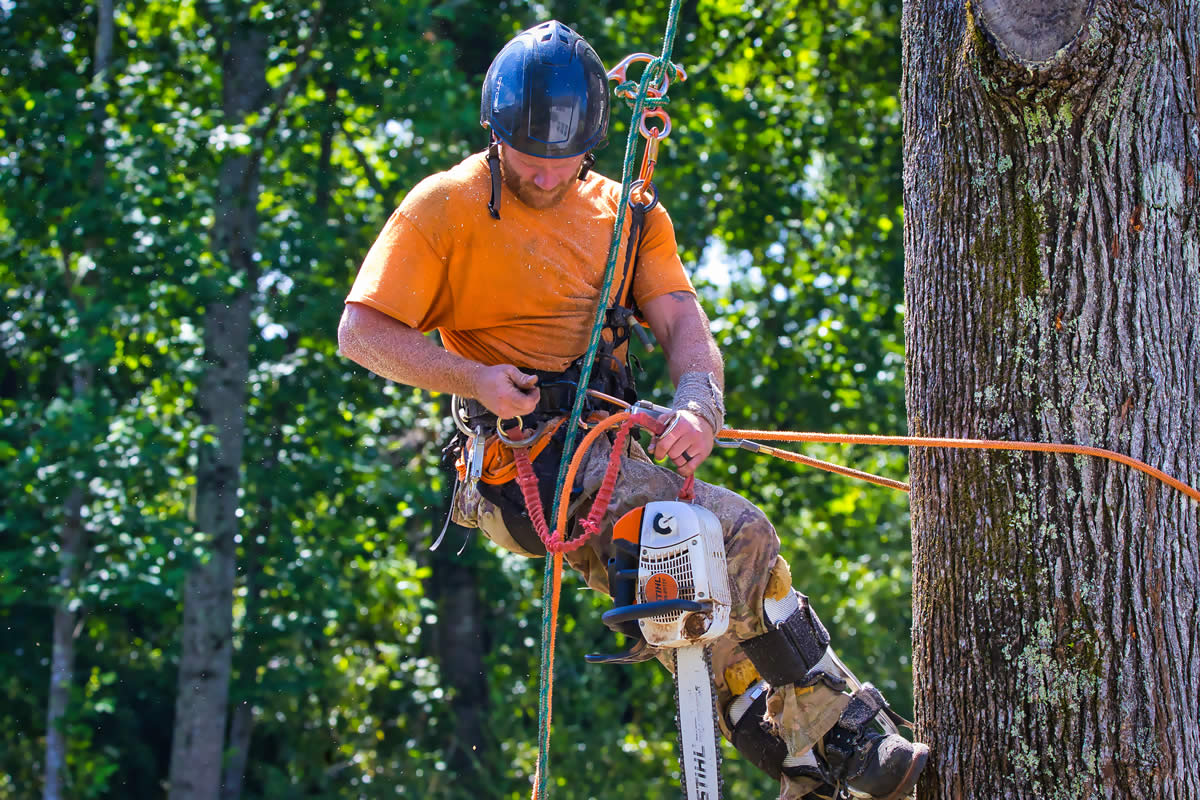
[715,437,764,454]
[628,179,660,213]
[495,415,527,447]
[607,53,656,98]
[637,134,662,188]
[586,389,631,411]
[450,395,475,437]
[467,425,486,486]
[631,398,673,417]
[496,416,558,450]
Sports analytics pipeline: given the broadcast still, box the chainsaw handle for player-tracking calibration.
[601,599,707,626]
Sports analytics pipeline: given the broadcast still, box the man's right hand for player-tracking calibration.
[474,364,540,419]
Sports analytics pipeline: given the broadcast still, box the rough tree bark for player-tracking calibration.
[904,0,1200,797]
[167,24,267,800]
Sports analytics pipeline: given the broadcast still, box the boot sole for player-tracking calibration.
[868,742,930,800]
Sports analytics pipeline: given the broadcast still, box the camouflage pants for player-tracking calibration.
[452,434,844,799]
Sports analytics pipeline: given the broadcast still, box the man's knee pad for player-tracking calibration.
[741,557,846,692]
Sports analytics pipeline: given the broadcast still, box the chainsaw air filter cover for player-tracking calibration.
[630,501,731,648]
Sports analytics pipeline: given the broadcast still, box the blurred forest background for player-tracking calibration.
[1,0,911,797]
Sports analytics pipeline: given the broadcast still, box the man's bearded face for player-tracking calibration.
[499,146,587,209]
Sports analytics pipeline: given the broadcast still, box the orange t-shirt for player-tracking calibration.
[345,152,695,372]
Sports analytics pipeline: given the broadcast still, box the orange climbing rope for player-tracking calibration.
[518,410,666,800]
[717,427,1200,504]
[581,389,1200,503]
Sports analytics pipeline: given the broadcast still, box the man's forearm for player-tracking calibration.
[650,294,726,435]
[656,299,725,390]
[664,332,724,390]
[338,303,483,397]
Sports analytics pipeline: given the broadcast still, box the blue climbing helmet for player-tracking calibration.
[480,20,610,159]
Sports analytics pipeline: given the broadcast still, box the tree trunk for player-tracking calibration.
[44,4,113,796]
[220,457,271,800]
[903,1,1200,797]
[167,25,267,800]
[219,701,254,800]
[427,547,491,793]
[44,485,86,800]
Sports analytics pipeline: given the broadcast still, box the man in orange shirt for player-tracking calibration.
[338,20,926,800]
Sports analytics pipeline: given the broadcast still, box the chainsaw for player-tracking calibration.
[587,500,731,800]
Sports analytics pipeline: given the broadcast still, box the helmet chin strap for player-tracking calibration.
[578,152,596,181]
[486,133,503,220]
[486,134,595,219]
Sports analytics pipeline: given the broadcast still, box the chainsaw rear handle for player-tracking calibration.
[601,598,708,626]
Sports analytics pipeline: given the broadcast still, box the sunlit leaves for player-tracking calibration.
[3,0,911,797]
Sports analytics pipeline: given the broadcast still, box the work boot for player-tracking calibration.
[819,727,929,800]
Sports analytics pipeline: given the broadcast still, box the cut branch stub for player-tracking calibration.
[972,0,1095,64]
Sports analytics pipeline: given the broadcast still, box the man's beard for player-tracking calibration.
[500,159,577,209]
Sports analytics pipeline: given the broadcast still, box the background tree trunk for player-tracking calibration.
[43,483,86,800]
[903,0,1200,797]
[220,454,272,800]
[426,545,492,794]
[44,3,113,796]
[167,24,267,800]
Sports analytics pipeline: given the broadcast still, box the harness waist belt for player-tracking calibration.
[463,378,582,430]
[461,354,637,432]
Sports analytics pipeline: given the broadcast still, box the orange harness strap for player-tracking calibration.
[454,418,567,485]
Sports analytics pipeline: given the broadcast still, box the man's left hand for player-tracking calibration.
[649,409,715,478]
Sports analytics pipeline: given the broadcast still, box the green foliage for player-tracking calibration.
[1,0,910,798]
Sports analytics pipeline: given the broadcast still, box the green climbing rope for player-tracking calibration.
[534,3,686,796]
